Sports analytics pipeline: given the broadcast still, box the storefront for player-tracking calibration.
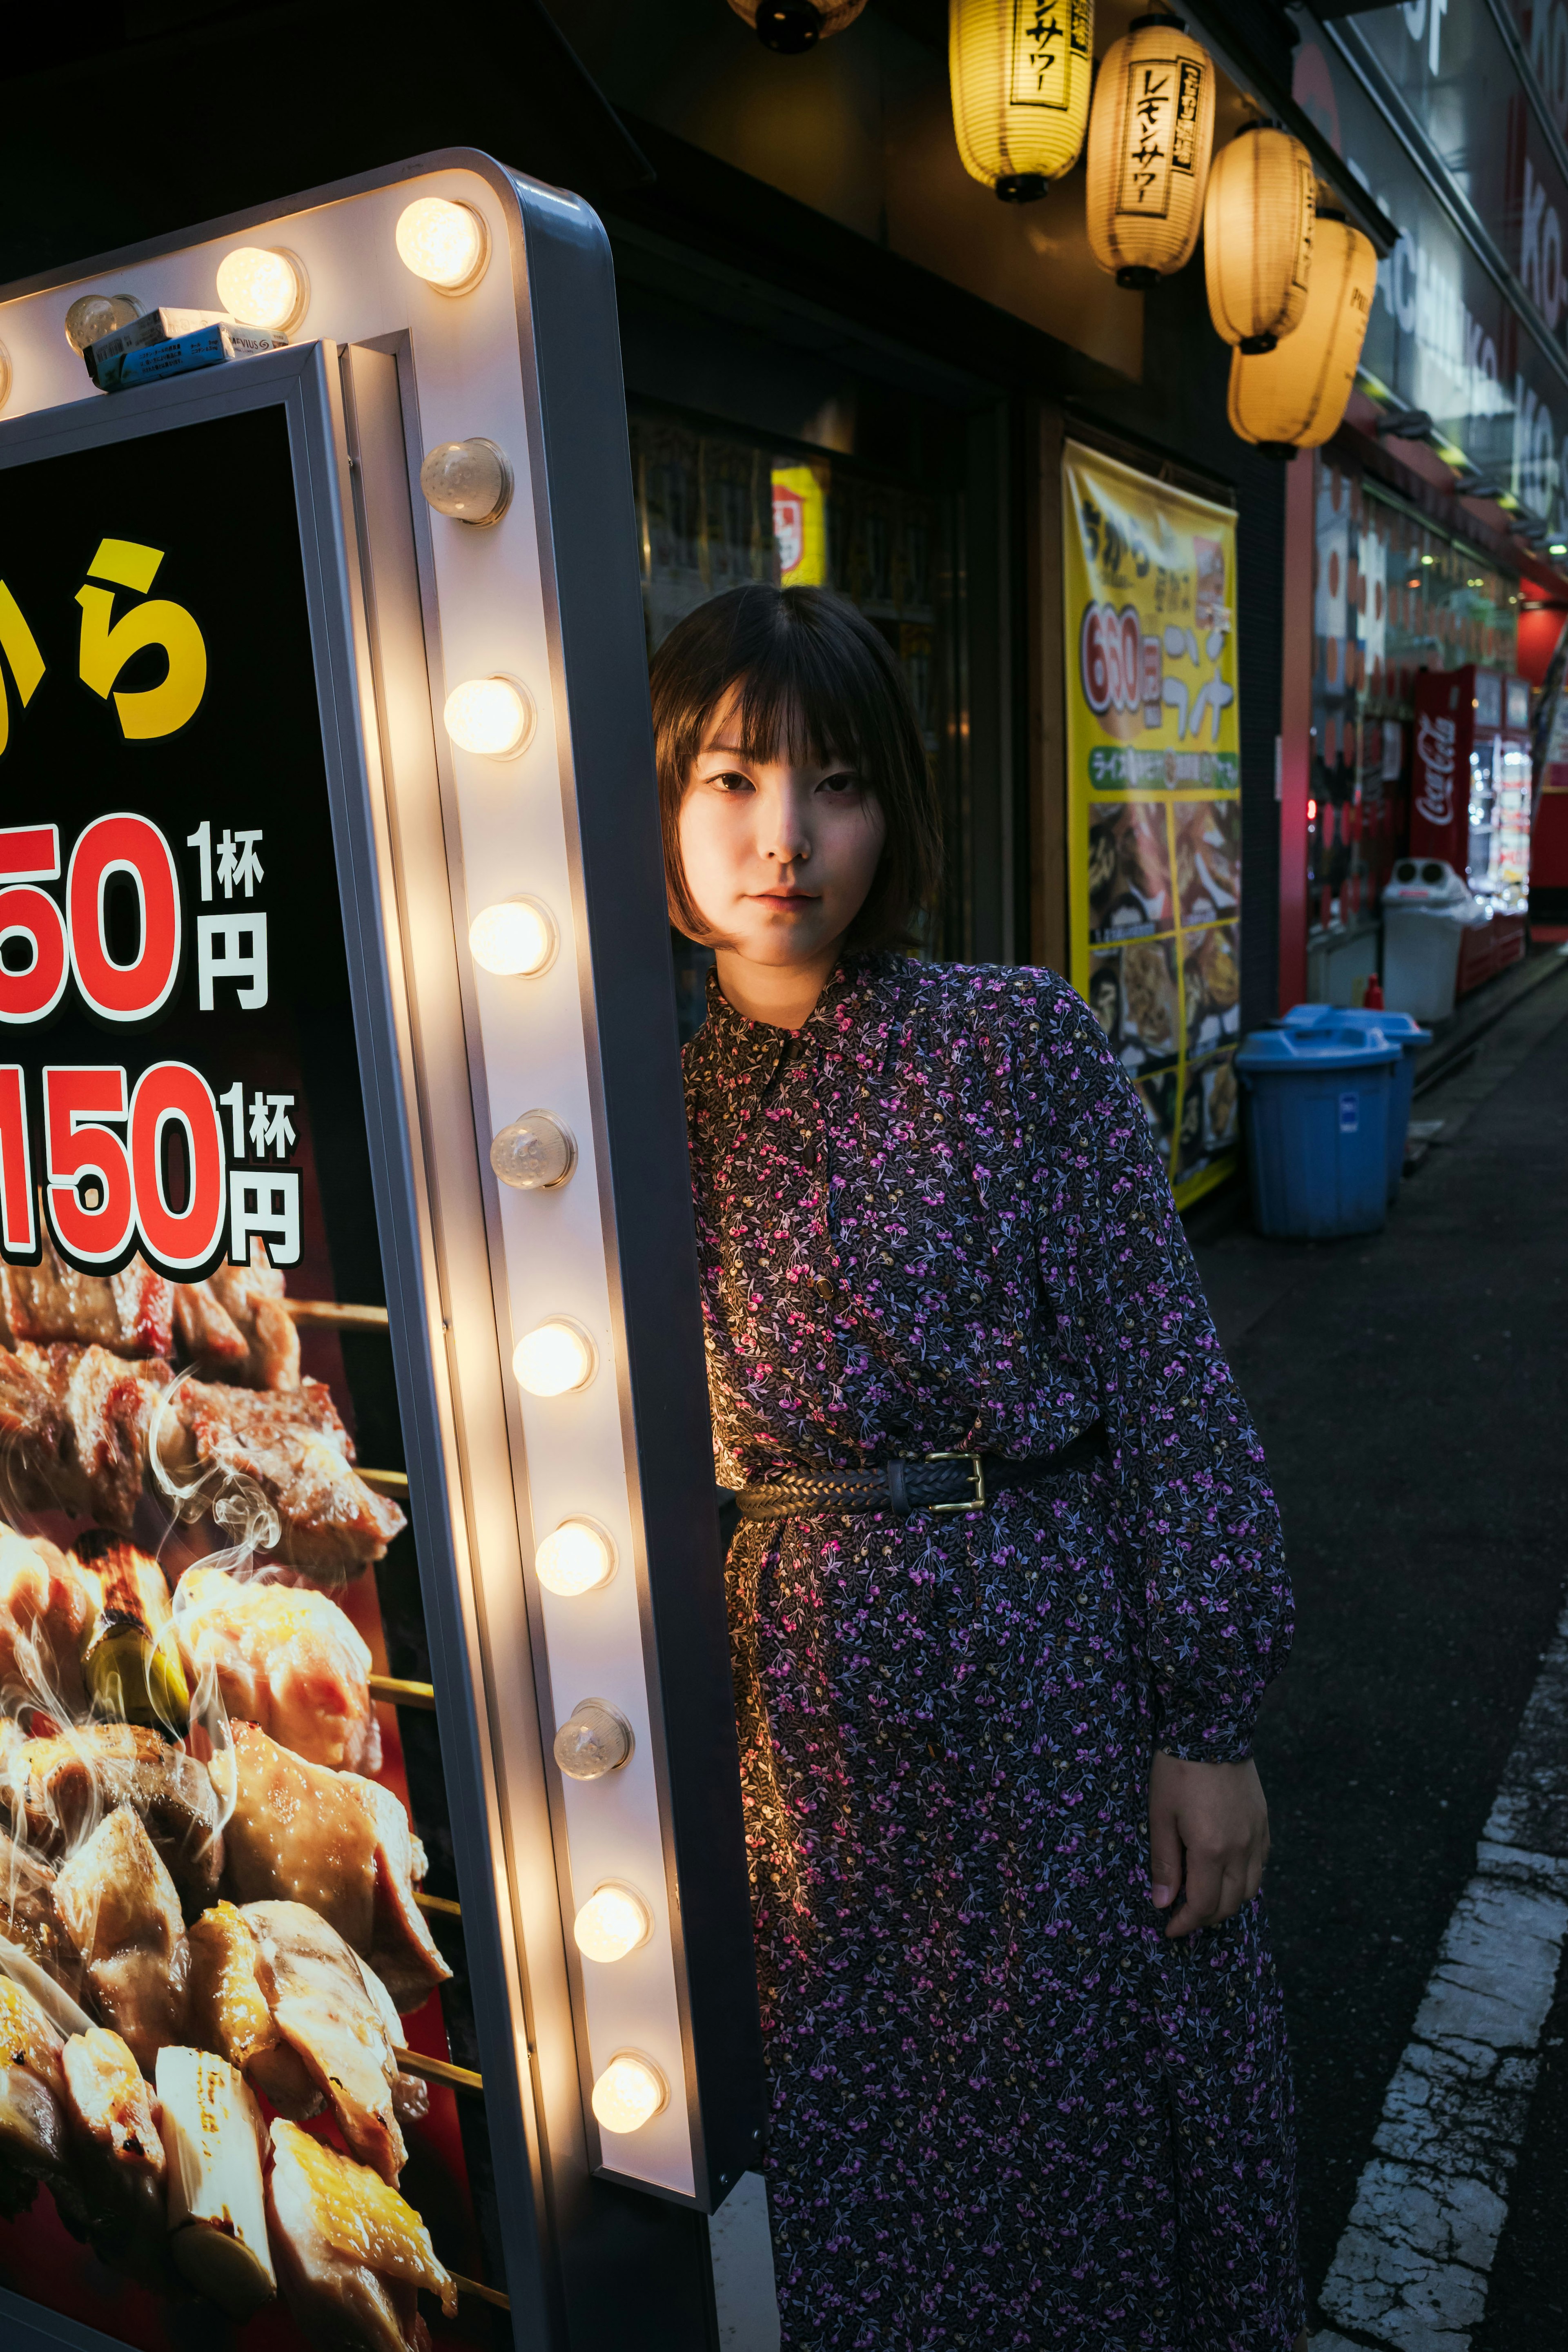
[1287,5,1568,1007]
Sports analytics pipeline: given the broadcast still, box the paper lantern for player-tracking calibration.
[728,0,865,51]
[1227,215,1377,454]
[1203,122,1316,352]
[1085,13,1215,288]
[949,0,1095,202]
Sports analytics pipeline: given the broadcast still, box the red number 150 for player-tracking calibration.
[0,1062,227,1275]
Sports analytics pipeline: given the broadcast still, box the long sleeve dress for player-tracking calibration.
[683,954,1301,2352]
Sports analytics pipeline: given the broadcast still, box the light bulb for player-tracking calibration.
[535,1517,615,1596]
[513,1319,595,1396]
[554,1698,634,1780]
[443,676,534,759]
[591,2052,668,2134]
[469,897,555,976]
[491,1110,576,1192]
[65,293,141,354]
[395,198,490,293]
[215,246,307,332]
[420,438,513,526]
[574,1882,652,1963]
[0,344,10,412]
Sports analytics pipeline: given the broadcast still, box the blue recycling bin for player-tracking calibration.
[1236,1022,1399,1238]
[1280,1005,1433,1202]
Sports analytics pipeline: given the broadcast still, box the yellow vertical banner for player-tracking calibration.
[1062,441,1242,1208]
[771,463,830,588]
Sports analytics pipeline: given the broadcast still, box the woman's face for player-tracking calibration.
[678,690,887,970]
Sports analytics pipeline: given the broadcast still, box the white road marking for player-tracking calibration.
[1316,1605,1568,2349]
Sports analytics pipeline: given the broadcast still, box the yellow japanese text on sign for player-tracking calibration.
[1062,441,1241,1207]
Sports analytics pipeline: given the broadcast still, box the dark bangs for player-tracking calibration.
[649,583,943,949]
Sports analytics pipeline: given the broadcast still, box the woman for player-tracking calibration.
[655,584,1303,2352]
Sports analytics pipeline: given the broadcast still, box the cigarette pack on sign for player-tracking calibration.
[82,306,233,383]
[96,322,290,390]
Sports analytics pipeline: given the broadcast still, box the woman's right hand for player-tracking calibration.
[1147,1748,1270,1938]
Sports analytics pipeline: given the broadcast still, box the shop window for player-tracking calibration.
[1307,462,1518,942]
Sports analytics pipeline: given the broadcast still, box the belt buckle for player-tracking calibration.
[927,1450,986,1515]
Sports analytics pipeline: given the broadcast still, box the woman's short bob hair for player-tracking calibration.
[650,583,943,949]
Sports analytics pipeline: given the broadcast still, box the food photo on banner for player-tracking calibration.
[1064,441,1242,1206]
[0,403,499,2345]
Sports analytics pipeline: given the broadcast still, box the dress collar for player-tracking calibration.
[700,952,889,1062]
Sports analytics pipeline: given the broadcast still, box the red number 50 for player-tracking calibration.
[0,817,180,1027]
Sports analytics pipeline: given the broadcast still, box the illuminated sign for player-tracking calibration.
[0,152,762,2352]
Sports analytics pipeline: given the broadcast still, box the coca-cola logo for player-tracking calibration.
[1414,712,1457,826]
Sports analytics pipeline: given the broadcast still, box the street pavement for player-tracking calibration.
[1196,961,1568,2350]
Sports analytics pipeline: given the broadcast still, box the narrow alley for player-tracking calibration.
[1201,961,1568,2350]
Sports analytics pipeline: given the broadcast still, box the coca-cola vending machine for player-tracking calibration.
[1410,665,1531,993]
[1530,667,1568,938]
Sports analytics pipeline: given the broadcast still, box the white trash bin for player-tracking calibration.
[1382,859,1481,1022]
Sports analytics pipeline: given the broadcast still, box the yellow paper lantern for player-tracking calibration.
[1203,122,1316,352]
[728,0,865,51]
[1227,214,1377,452]
[1085,13,1215,288]
[949,0,1095,202]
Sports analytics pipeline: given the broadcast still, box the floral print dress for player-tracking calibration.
[683,954,1301,2352]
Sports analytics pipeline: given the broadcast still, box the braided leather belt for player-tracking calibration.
[733,1420,1108,1522]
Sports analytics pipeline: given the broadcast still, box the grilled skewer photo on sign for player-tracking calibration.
[0,150,762,2352]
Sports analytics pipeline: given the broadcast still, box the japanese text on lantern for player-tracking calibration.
[1117,57,1205,218]
[1010,0,1090,108]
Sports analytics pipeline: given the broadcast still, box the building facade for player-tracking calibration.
[1287,1,1568,1004]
